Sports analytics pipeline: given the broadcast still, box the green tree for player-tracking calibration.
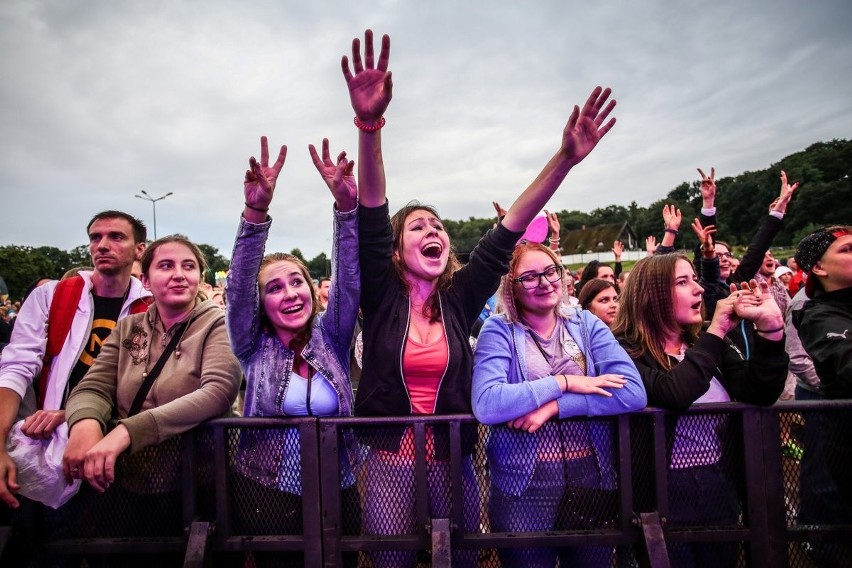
[0,246,59,299]
[306,252,329,278]
[197,243,231,286]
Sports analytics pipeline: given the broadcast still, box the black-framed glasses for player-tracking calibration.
[718,252,733,259]
[513,264,563,289]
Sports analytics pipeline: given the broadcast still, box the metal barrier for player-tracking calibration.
[2,401,851,567]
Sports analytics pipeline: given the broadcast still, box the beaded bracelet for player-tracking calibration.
[354,116,386,132]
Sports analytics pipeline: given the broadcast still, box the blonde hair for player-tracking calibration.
[497,242,564,324]
[610,253,702,369]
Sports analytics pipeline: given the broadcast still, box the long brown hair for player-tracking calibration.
[577,278,617,311]
[258,253,319,354]
[611,253,702,369]
[390,201,461,322]
[497,242,564,324]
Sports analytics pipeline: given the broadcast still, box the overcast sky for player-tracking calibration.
[2,0,851,259]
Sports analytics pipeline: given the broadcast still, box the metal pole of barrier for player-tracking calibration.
[300,420,324,566]
[651,412,669,518]
[617,414,635,528]
[183,521,210,568]
[414,422,430,540]
[213,423,230,539]
[318,420,343,567]
[448,420,463,549]
[638,512,671,567]
[181,429,197,530]
[752,407,788,567]
[431,518,451,568]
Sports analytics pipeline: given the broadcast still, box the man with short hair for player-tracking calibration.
[0,210,149,508]
[318,277,331,311]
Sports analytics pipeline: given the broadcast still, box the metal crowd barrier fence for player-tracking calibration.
[1,401,851,567]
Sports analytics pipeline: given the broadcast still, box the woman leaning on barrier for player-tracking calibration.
[61,235,241,541]
[473,241,646,568]
[612,253,787,567]
[225,137,361,567]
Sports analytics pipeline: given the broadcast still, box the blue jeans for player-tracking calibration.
[363,450,480,568]
[490,457,613,568]
[666,463,740,568]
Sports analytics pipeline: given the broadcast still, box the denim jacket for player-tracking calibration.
[472,308,646,495]
[225,207,361,492]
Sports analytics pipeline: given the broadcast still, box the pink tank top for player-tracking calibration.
[403,334,449,414]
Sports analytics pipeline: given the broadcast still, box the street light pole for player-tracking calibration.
[134,190,173,240]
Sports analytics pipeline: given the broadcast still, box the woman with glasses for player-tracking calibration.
[473,241,646,567]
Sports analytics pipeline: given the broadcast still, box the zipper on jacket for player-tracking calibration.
[430,293,450,414]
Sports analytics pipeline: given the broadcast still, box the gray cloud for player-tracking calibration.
[2,0,851,259]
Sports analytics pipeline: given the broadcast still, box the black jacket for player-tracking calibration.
[355,202,521,452]
[617,331,787,411]
[792,287,852,399]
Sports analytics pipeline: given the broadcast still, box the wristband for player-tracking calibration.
[561,374,570,392]
[549,238,560,244]
[244,202,269,213]
[664,228,679,235]
[755,325,784,334]
[354,116,386,132]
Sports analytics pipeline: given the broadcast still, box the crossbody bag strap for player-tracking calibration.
[128,321,187,417]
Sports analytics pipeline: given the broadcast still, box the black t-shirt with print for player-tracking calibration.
[63,294,125,407]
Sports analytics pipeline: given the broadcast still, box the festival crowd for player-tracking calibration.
[0,30,849,568]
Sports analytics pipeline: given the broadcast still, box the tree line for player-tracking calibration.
[448,139,851,253]
[2,139,849,299]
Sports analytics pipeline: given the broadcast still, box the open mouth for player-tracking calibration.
[691,301,702,311]
[280,304,303,315]
[421,243,443,259]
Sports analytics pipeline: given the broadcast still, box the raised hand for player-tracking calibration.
[309,139,357,212]
[730,280,784,329]
[663,204,683,230]
[244,136,287,215]
[560,86,617,165]
[697,167,716,207]
[691,219,716,257]
[341,29,392,122]
[770,170,800,214]
[612,240,624,261]
[645,235,658,256]
[545,210,561,236]
[492,201,508,219]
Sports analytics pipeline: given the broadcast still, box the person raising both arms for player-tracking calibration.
[341,28,616,568]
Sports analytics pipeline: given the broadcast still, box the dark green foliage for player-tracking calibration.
[448,139,852,253]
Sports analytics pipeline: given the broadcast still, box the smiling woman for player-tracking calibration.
[472,242,645,566]
[61,235,241,562]
[225,136,362,568]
